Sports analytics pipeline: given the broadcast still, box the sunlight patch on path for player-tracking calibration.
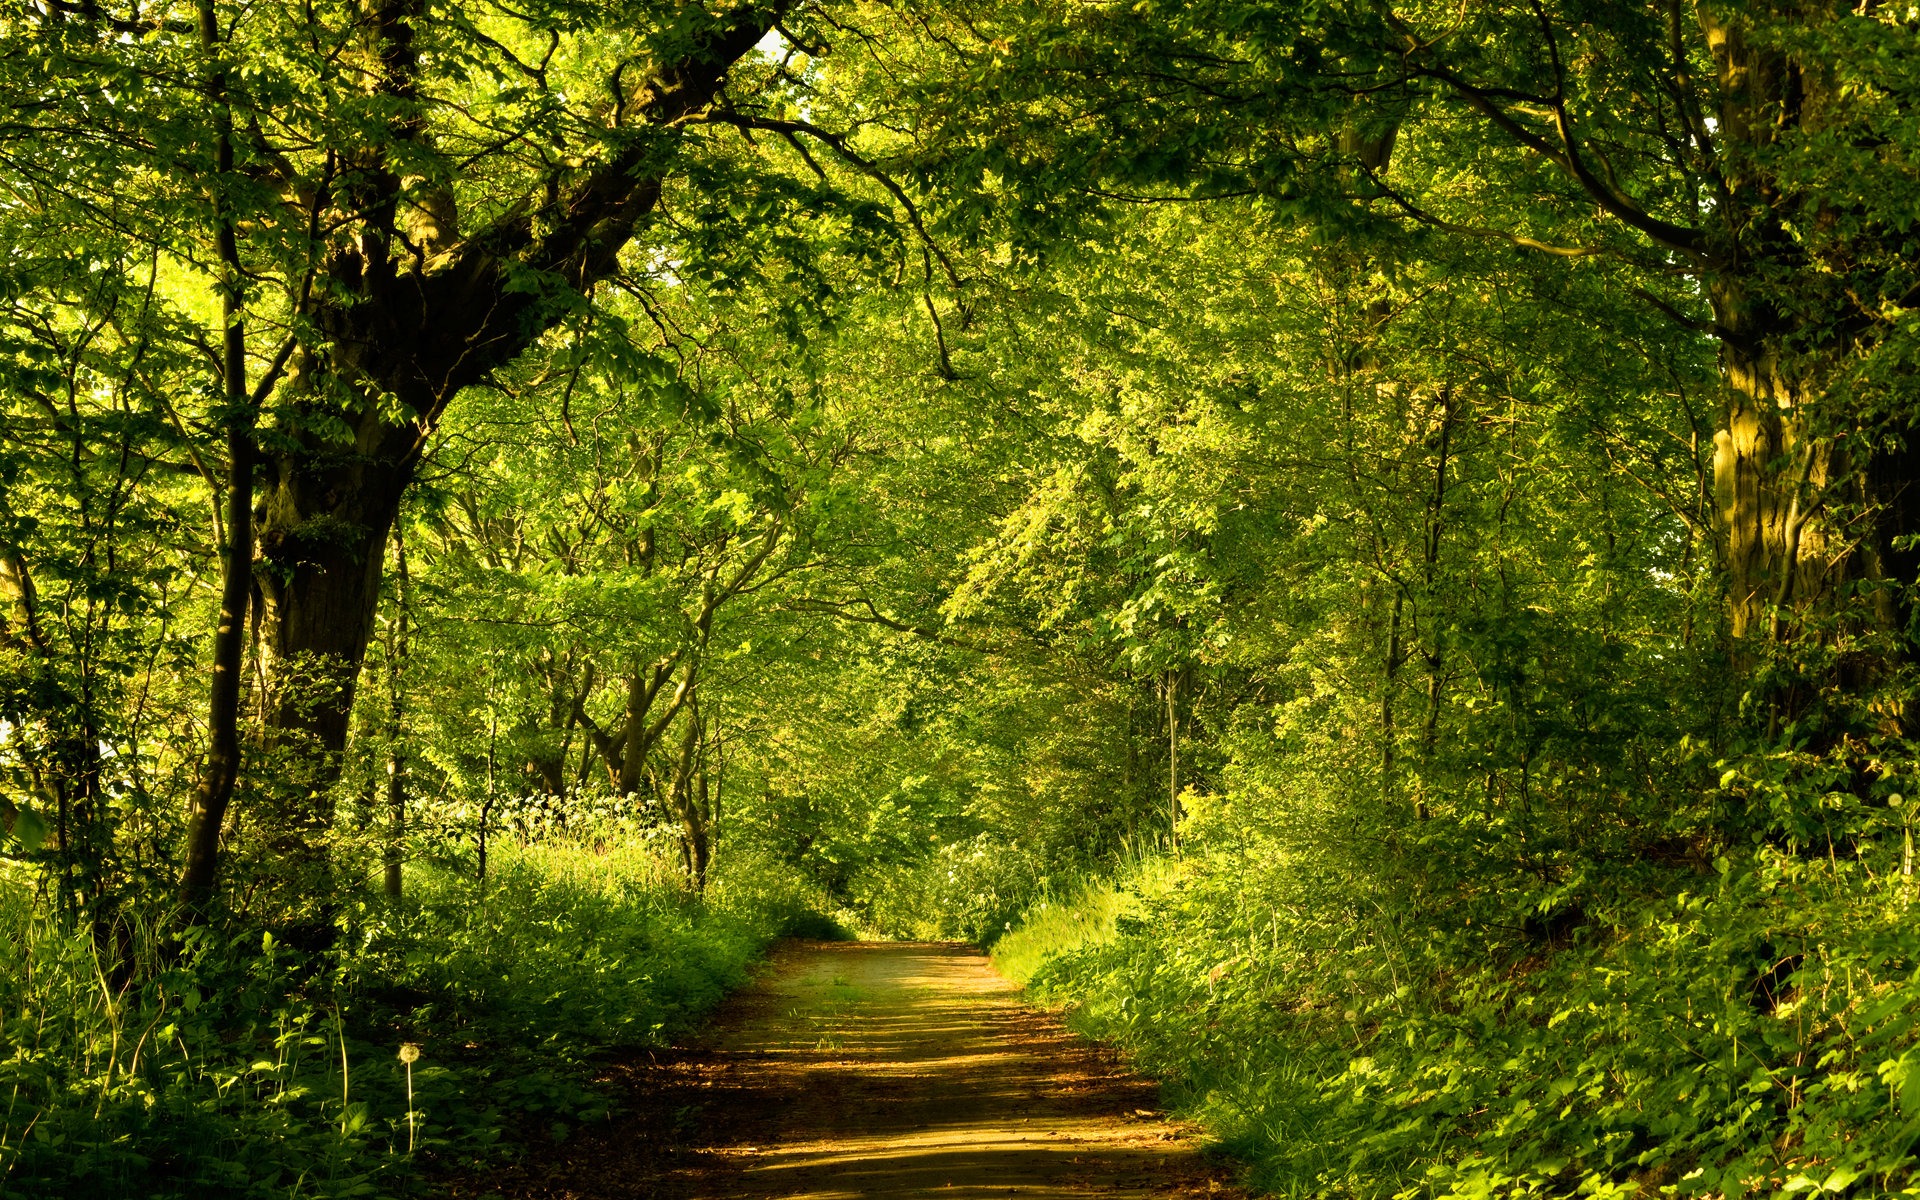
[688,942,1224,1199]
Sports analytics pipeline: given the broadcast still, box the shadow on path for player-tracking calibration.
[450,941,1238,1199]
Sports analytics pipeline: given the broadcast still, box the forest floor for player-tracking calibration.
[448,940,1238,1199]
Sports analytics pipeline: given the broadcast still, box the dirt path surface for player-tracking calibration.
[456,941,1238,1200]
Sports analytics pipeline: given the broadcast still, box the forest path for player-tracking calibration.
[458,941,1237,1200]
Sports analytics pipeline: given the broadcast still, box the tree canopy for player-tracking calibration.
[3,0,1920,1195]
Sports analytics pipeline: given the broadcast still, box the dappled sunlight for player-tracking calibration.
[678,943,1218,1198]
[459,942,1230,1199]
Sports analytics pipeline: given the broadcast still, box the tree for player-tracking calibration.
[9,0,816,904]
[902,0,1920,730]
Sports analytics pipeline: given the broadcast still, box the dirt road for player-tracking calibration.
[460,941,1237,1199]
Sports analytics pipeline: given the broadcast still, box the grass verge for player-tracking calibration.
[0,842,823,1199]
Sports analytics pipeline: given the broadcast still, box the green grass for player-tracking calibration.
[0,842,824,1199]
[990,878,1124,985]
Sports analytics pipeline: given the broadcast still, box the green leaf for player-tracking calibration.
[8,802,47,852]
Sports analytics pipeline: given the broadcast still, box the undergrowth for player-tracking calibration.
[996,837,1920,1198]
[0,842,822,1199]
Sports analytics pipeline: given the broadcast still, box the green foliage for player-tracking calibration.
[1009,839,1920,1198]
[990,876,1123,986]
[0,844,817,1199]
[858,834,1051,944]
[2,1,1918,1195]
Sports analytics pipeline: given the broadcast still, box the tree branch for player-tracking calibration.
[1411,64,1707,260]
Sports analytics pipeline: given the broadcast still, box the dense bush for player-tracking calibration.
[0,844,818,1199]
[999,830,1920,1198]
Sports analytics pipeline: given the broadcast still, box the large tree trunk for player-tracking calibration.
[1701,7,1920,733]
[256,451,405,755]
[1402,1,1920,731]
[1703,12,1837,654]
[247,442,406,916]
[1710,304,1829,649]
[1712,338,1920,732]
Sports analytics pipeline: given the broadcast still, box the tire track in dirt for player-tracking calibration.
[454,941,1239,1199]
